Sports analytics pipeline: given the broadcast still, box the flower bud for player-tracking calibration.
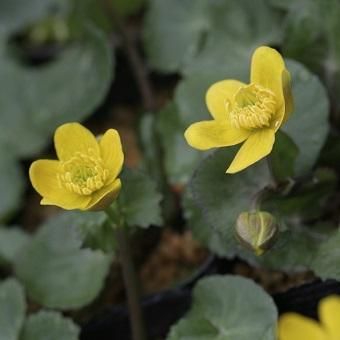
[235,211,278,256]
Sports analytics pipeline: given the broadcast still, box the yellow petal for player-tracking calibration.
[251,46,285,99]
[54,122,100,161]
[29,160,90,210]
[99,129,124,182]
[184,120,250,150]
[86,179,122,211]
[278,313,326,340]
[250,46,287,128]
[226,129,275,173]
[206,80,246,121]
[319,295,340,338]
[281,69,294,124]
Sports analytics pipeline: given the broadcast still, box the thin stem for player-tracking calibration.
[108,7,177,223]
[106,204,146,340]
[250,185,274,211]
[266,156,277,188]
[118,23,156,111]
[103,0,156,111]
[116,227,146,340]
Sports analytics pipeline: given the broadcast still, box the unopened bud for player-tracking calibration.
[235,211,278,256]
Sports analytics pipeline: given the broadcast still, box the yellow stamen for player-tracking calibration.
[230,84,277,130]
[59,149,108,196]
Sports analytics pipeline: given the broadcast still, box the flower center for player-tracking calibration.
[229,84,277,130]
[58,149,109,196]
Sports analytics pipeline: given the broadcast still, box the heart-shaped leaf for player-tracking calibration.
[167,275,277,340]
[0,279,26,340]
[14,220,111,309]
[21,311,79,340]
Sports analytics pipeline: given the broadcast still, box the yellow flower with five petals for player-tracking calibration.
[184,46,293,173]
[278,295,340,340]
[29,122,124,211]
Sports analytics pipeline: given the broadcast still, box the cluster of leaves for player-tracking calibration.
[142,0,340,338]
[1,0,340,339]
[144,0,339,277]
[0,279,79,340]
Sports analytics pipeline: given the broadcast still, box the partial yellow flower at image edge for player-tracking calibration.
[184,45,293,174]
[29,122,124,211]
[278,295,340,340]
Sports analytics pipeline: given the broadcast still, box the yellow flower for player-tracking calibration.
[278,295,340,340]
[29,122,124,211]
[184,46,293,173]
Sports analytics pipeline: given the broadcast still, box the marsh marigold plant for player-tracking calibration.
[184,46,293,173]
[29,122,124,211]
[278,295,340,340]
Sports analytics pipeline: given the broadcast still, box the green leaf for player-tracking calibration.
[0,150,25,221]
[118,168,163,228]
[270,130,299,181]
[282,5,326,73]
[163,74,216,186]
[159,76,216,186]
[21,311,79,340]
[144,0,282,75]
[311,229,340,280]
[138,112,164,182]
[182,0,282,77]
[324,0,340,115]
[277,0,340,114]
[251,224,327,272]
[138,112,179,222]
[69,0,112,34]
[167,275,277,340]
[0,25,113,157]
[273,0,338,73]
[42,210,114,251]
[175,73,220,125]
[0,279,26,340]
[14,220,111,309]
[0,227,30,266]
[188,147,336,266]
[143,0,209,73]
[156,103,203,185]
[264,168,337,221]
[189,148,271,256]
[182,188,228,257]
[187,147,336,271]
[0,0,67,35]
[81,219,117,253]
[43,210,106,233]
[185,183,332,272]
[282,60,329,176]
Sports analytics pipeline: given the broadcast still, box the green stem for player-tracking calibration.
[249,156,278,210]
[250,185,273,211]
[106,203,147,340]
[266,156,277,187]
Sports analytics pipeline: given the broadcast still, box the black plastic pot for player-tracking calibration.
[273,279,340,319]
[81,256,340,340]
[214,258,340,319]
[81,255,216,340]
[80,289,191,340]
